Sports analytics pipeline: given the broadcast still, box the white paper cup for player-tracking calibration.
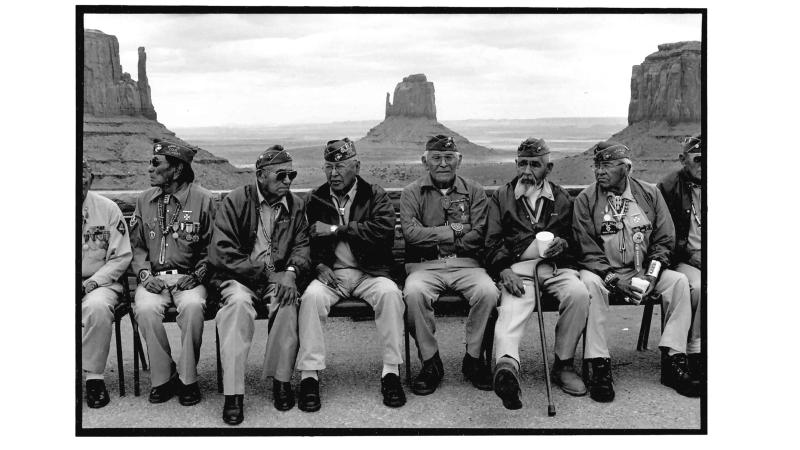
[535,231,554,257]
[631,277,650,293]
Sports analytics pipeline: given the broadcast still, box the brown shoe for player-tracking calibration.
[551,357,587,396]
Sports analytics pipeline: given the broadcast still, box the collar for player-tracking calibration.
[257,184,289,212]
[330,179,358,203]
[148,182,192,205]
[602,178,634,201]
[421,173,468,195]
[513,178,553,202]
[681,168,702,189]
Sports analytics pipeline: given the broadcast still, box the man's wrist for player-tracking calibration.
[138,269,151,283]
[603,272,619,290]
[285,265,298,278]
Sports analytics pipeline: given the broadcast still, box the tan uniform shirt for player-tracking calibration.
[598,181,653,277]
[687,185,701,254]
[331,182,359,269]
[82,191,133,286]
[251,188,289,269]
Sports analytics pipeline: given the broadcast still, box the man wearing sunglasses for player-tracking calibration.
[484,138,590,409]
[81,158,133,409]
[130,141,215,407]
[658,134,703,383]
[297,138,406,411]
[401,134,499,396]
[209,145,310,424]
[573,141,698,401]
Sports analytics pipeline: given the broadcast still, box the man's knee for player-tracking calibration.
[468,280,500,309]
[403,274,436,308]
[561,279,590,310]
[371,277,404,307]
[221,282,255,310]
[299,281,330,316]
[82,290,115,323]
[580,270,605,290]
[134,291,165,322]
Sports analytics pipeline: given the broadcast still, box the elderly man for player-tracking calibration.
[297,138,406,411]
[401,134,499,395]
[130,141,215,407]
[209,145,310,425]
[81,158,133,408]
[573,141,699,402]
[485,138,590,410]
[658,134,703,381]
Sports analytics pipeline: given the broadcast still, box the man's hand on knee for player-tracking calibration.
[500,269,525,297]
[175,274,200,291]
[142,274,166,294]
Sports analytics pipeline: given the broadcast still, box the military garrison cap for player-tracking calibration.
[256,145,292,169]
[592,141,631,162]
[153,140,197,165]
[517,138,550,157]
[683,134,702,153]
[426,134,458,152]
[324,138,357,162]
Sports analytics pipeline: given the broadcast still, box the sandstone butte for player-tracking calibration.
[82,29,252,190]
[551,41,702,185]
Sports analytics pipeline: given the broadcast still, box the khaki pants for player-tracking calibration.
[494,267,589,367]
[215,280,298,395]
[82,283,122,374]
[297,269,404,371]
[581,269,692,358]
[675,263,701,354]
[134,274,206,386]
[404,267,499,361]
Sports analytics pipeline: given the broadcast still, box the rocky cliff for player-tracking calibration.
[83,29,252,190]
[551,41,701,185]
[385,74,437,120]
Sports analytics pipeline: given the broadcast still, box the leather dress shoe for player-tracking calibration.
[412,352,444,396]
[381,373,407,408]
[462,353,493,391]
[588,358,615,403]
[493,361,522,410]
[86,379,110,409]
[148,377,176,404]
[551,357,587,396]
[272,379,295,411]
[661,353,700,398]
[222,394,244,425]
[298,378,321,412]
[178,380,202,406]
[687,353,701,383]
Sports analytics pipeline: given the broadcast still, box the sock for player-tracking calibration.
[301,370,318,380]
[85,372,104,381]
[382,363,399,377]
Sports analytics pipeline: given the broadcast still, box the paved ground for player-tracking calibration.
[80,306,702,431]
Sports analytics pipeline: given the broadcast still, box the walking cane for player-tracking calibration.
[532,258,556,417]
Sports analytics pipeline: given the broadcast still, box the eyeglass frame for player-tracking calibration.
[592,161,627,171]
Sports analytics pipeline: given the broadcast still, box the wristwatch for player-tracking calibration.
[329,225,339,234]
[450,222,464,238]
[138,269,151,283]
[285,265,298,275]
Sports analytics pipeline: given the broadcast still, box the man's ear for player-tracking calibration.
[421,155,427,165]
[545,162,554,174]
[678,153,686,164]
[354,160,361,175]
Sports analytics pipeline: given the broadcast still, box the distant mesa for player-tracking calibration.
[83,29,251,190]
[385,74,437,120]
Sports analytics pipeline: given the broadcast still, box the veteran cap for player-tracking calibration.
[256,145,292,170]
[592,141,631,162]
[517,138,550,157]
[82,158,91,172]
[426,134,458,152]
[153,140,197,165]
[324,138,357,162]
[683,134,702,153]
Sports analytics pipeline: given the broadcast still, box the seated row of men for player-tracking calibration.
[80,132,703,425]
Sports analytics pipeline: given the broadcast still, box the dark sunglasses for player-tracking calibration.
[690,155,702,164]
[150,157,164,167]
[274,170,298,182]
[517,160,543,169]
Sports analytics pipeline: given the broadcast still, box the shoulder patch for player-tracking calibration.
[128,215,137,230]
[117,220,126,235]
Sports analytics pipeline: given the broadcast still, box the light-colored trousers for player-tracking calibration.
[675,263,701,354]
[134,274,206,386]
[494,267,589,368]
[215,280,298,395]
[297,269,405,371]
[404,267,500,361]
[581,269,692,358]
[82,283,122,374]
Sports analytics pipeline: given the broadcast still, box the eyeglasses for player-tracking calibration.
[690,155,702,164]
[150,157,164,167]
[592,162,626,171]
[323,162,350,173]
[517,160,543,169]
[427,153,458,164]
[274,170,297,182]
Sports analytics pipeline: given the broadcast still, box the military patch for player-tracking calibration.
[129,215,138,229]
[117,220,126,235]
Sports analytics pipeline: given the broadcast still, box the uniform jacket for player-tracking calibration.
[572,177,675,279]
[82,191,133,286]
[658,168,698,266]
[484,177,577,278]
[400,174,489,264]
[306,176,396,278]
[130,182,215,276]
[209,182,310,293]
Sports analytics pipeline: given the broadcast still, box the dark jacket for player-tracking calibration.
[658,168,697,266]
[306,176,396,278]
[572,177,675,279]
[208,182,310,293]
[485,177,577,278]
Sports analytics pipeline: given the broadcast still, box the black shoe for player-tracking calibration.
[222,394,244,425]
[86,379,110,409]
[493,362,522,410]
[178,380,202,406]
[381,373,407,408]
[662,353,701,398]
[412,352,444,396]
[588,358,615,403]
[687,353,701,383]
[462,353,493,391]
[272,379,295,411]
[148,377,176,404]
[298,378,321,412]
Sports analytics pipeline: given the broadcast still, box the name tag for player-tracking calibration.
[600,221,620,235]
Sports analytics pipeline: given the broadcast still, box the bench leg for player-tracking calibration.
[129,312,142,396]
[216,324,223,393]
[637,303,655,351]
[115,316,125,397]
